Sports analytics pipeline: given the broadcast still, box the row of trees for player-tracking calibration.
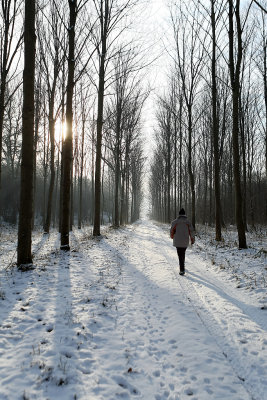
[150,0,267,248]
[0,0,146,266]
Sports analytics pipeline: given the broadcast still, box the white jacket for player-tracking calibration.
[170,215,195,248]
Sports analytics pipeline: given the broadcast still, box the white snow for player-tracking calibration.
[0,219,267,400]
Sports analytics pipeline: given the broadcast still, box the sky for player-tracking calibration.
[138,0,171,159]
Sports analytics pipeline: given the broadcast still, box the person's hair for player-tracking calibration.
[179,208,185,215]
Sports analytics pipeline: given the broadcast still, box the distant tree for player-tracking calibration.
[228,0,247,248]
[17,0,36,267]
[92,0,139,236]
[103,47,146,227]
[0,0,23,192]
[155,97,172,222]
[254,5,267,219]
[77,85,90,229]
[170,0,207,228]
[210,0,223,241]
[38,1,65,234]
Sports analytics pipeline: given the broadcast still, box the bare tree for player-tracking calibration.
[60,0,77,250]
[254,5,267,218]
[91,0,140,236]
[228,0,247,248]
[103,47,146,227]
[170,0,207,228]
[37,2,65,234]
[77,85,90,229]
[210,0,224,240]
[0,0,23,191]
[17,0,36,267]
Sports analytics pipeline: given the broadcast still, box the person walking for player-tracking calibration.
[170,208,195,275]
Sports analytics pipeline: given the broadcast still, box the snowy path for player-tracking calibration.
[0,220,266,399]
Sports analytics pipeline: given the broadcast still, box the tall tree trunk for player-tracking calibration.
[0,75,7,192]
[228,0,247,248]
[78,116,85,229]
[91,120,95,224]
[59,61,66,232]
[101,144,107,225]
[203,160,208,224]
[167,126,171,222]
[114,105,121,227]
[239,108,248,231]
[263,35,267,220]
[44,110,56,233]
[120,172,125,225]
[43,120,48,228]
[44,53,59,233]
[188,107,196,228]
[211,0,222,240]
[17,0,36,266]
[174,117,177,218]
[70,168,74,230]
[93,3,108,236]
[179,96,183,209]
[53,150,60,227]
[93,52,106,235]
[32,80,41,229]
[60,0,76,249]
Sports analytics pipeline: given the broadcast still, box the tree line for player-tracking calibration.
[150,0,267,248]
[0,0,147,266]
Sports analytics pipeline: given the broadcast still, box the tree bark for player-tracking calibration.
[228,0,247,248]
[93,5,107,236]
[211,0,222,240]
[78,112,85,229]
[60,0,77,249]
[44,38,59,233]
[114,102,122,227]
[44,91,56,233]
[263,33,267,219]
[17,0,36,266]
[188,106,196,228]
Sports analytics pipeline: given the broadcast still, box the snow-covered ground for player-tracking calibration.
[0,219,267,400]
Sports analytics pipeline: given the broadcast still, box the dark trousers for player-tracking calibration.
[176,247,186,272]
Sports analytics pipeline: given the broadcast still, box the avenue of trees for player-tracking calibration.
[2,0,267,266]
[150,0,267,248]
[0,0,146,266]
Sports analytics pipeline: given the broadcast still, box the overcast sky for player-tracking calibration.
[140,0,171,157]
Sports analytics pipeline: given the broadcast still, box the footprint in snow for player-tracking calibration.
[46,325,53,333]
[251,350,259,355]
[112,375,139,396]
[205,386,213,395]
[185,388,194,396]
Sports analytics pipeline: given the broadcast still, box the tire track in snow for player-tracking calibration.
[118,221,252,399]
[172,272,257,400]
[156,223,265,400]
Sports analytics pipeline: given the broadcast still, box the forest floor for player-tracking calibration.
[0,219,267,400]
